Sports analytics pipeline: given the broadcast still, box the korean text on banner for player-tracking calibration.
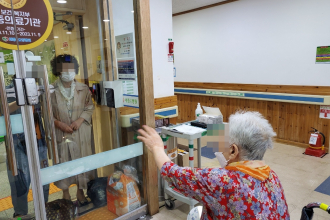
[0,0,53,50]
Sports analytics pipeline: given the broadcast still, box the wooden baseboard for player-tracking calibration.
[274,138,309,149]
[275,138,329,153]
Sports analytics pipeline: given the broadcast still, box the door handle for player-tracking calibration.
[0,67,18,176]
[6,85,55,99]
[41,65,59,164]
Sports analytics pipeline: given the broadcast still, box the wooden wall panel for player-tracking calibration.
[176,92,329,152]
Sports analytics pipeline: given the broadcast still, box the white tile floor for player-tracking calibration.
[152,142,330,220]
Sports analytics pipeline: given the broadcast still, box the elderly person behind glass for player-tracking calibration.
[50,54,95,205]
[138,111,290,220]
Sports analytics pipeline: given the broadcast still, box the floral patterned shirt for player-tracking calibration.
[161,162,290,220]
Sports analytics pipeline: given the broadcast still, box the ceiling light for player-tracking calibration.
[103,19,110,22]
[61,48,64,49]
[45,40,47,41]
[57,0,67,3]
[82,27,88,29]
[54,36,58,39]
[131,11,134,13]
[66,32,72,34]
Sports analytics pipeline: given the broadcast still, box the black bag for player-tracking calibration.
[301,206,314,220]
[46,199,76,220]
[15,168,29,197]
[87,177,108,208]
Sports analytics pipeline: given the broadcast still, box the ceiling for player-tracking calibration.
[172,0,227,14]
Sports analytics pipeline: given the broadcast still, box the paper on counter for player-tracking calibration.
[173,124,206,135]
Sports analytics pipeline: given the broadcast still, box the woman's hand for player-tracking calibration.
[138,125,170,170]
[55,120,73,133]
[70,118,85,131]
[137,125,164,153]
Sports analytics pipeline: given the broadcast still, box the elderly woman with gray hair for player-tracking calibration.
[138,111,290,220]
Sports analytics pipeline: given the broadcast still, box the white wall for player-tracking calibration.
[150,0,174,98]
[112,0,174,98]
[173,0,330,86]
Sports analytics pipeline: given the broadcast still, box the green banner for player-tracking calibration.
[206,90,244,97]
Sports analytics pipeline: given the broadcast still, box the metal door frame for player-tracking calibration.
[12,50,47,219]
[0,0,157,218]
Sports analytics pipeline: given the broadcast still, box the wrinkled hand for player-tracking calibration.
[70,118,85,131]
[137,125,164,153]
[55,121,73,133]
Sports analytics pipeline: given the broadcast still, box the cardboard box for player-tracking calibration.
[177,144,198,167]
[198,114,223,124]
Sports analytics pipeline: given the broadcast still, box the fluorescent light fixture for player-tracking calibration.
[103,19,110,22]
[82,27,88,29]
[54,36,59,39]
[57,0,67,3]
[66,32,72,34]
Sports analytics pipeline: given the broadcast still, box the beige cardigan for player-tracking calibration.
[51,80,95,189]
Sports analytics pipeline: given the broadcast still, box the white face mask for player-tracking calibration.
[60,72,76,82]
[214,152,229,168]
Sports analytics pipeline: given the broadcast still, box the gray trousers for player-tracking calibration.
[7,136,49,215]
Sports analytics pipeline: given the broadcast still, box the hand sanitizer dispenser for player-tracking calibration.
[101,81,123,108]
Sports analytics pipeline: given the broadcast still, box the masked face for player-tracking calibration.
[58,63,76,82]
[60,71,76,82]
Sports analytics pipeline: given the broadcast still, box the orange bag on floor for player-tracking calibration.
[107,167,141,216]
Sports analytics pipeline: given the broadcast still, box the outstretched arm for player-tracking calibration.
[137,125,170,170]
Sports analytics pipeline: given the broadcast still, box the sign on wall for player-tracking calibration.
[115,33,136,80]
[123,95,139,108]
[63,41,69,52]
[320,106,330,119]
[0,0,53,50]
[123,80,139,108]
[316,46,330,64]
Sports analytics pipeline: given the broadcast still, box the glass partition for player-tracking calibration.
[9,0,147,218]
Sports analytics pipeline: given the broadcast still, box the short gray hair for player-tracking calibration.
[229,111,276,160]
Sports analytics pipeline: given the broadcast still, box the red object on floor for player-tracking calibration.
[305,147,326,157]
